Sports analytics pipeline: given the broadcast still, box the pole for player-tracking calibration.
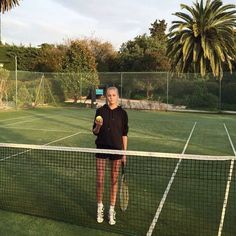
[0,11,2,44]
[15,56,18,109]
[42,74,45,105]
[219,78,222,112]
[120,72,123,106]
[80,74,82,98]
[166,72,169,111]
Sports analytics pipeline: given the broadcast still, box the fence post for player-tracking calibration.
[166,72,169,111]
[121,72,123,106]
[91,85,96,108]
[42,74,45,105]
[80,73,83,98]
[219,78,222,112]
[15,56,18,109]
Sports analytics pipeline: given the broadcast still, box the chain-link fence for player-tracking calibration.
[99,72,236,111]
[2,71,236,111]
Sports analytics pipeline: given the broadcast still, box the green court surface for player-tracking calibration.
[0,209,123,236]
[0,107,236,236]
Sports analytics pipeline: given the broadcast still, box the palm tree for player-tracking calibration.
[167,0,236,78]
[0,0,21,43]
[0,0,21,13]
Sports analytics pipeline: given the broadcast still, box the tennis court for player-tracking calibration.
[0,107,236,236]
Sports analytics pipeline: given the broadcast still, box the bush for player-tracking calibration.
[50,78,65,102]
[130,90,146,100]
[186,85,218,109]
[168,79,219,109]
[222,82,236,105]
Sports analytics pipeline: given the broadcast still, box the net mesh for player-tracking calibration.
[0,143,235,236]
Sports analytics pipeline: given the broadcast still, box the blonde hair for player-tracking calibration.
[106,87,119,97]
[106,87,119,105]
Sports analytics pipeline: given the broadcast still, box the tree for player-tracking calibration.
[0,67,9,106]
[118,30,170,71]
[62,40,97,73]
[117,20,170,100]
[33,44,66,72]
[0,0,22,44]
[6,45,39,71]
[0,0,21,13]
[61,40,99,103]
[149,19,167,41]
[232,30,236,71]
[167,0,236,78]
[83,39,117,72]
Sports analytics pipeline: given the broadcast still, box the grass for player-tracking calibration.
[0,107,236,235]
[0,209,123,236]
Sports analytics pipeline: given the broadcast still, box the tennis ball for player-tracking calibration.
[96,116,103,122]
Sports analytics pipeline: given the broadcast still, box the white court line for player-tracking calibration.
[7,127,91,134]
[44,131,84,146]
[2,115,53,127]
[129,134,184,142]
[0,131,83,162]
[0,115,35,122]
[6,127,74,133]
[1,112,89,128]
[217,124,236,236]
[1,111,72,127]
[146,122,197,236]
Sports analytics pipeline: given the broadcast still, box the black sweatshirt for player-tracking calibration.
[93,104,128,150]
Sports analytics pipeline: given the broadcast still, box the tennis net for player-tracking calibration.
[0,143,235,236]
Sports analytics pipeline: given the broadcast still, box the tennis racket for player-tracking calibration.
[120,162,129,211]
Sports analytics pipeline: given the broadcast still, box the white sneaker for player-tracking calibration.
[108,209,116,225]
[97,205,104,223]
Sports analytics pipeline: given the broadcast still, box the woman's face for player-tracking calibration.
[106,89,118,106]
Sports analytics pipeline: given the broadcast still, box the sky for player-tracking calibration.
[1,0,235,50]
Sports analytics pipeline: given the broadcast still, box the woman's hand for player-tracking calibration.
[93,117,103,134]
[95,117,103,127]
[122,155,126,166]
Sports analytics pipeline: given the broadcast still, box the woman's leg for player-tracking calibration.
[108,159,121,225]
[96,158,106,203]
[96,158,106,223]
[110,159,121,206]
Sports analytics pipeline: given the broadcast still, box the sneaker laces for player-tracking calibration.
[97,206,104,217]
[109,209,116,223]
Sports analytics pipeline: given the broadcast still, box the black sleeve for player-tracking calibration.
[92,109,99,135]
[122,110,129,136]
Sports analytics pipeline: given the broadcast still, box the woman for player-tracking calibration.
[92,87,128,225]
